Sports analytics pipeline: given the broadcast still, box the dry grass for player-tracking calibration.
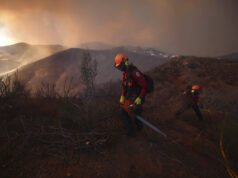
[1,57,238,177]
[223,119,238,172]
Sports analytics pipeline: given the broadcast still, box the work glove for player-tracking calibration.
[120,96,125,104]
[134,97,142,105]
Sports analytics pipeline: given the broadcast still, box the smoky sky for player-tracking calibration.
[0,0,237,57]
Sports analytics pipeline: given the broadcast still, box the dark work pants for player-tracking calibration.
[192,104,203,121]
[120,105,143,136]
[176,103,203,121]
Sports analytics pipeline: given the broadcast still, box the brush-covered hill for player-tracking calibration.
[148,57,238,114]
[0,43,65,75]
[1,56,237,177]
[17,47,168,94]
[219,52,238,60]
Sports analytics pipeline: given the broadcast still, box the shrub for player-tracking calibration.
[0,72,29,102]
[223,119,238,172]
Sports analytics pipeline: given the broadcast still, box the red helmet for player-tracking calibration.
[115,54,128,67]
[192,85,200,90]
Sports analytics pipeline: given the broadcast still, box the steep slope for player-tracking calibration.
[1,56,237,177]
[17,47,168,93]
[0,43,65,75]
[147,57,238,114]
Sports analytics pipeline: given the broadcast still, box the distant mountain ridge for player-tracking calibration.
[219,52,238,59]
[1,42,171,94]
[79,42,173,58]
[0,43,66,76]
[123,45,173,58]
[79,42,113,50]
[17,47,168,93]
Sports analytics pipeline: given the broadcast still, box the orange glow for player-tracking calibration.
[0,13,16,46]
[0,28,15,46]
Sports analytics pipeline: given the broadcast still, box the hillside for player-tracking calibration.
[79,42,113,50]
[17,47,168,94]
[0,43,65,75]
[1,56,238,177]
[219,52,238,60]
[149,57,238,114]
[78,42,171,58]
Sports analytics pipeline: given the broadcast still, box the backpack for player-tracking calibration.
[144,74,154,94]
[127,65,154,94]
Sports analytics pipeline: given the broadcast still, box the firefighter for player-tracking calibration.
[175,85,203,121]
[114,53,147,137]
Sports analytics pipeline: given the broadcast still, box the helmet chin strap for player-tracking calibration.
[115,59,129,72]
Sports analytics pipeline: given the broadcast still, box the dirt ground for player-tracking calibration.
[1,57,238,178]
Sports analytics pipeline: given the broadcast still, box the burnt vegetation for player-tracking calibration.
[0,52,121,177]
[0,56,238,177]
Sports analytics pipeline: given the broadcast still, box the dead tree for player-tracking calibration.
[80,50,97,100]
[79,50,98,126]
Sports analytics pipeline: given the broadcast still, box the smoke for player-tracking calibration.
[0,0,238,56]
